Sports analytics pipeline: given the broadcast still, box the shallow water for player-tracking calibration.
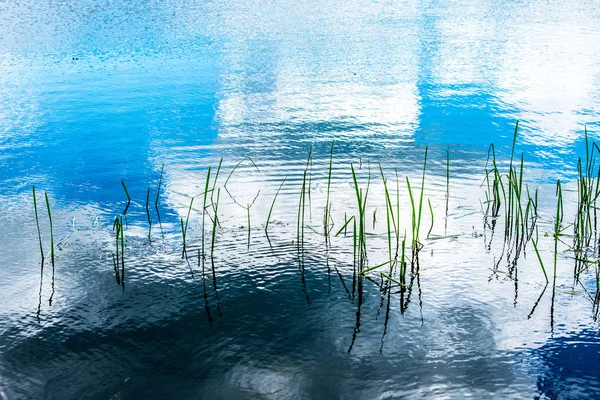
[2,0,600,398]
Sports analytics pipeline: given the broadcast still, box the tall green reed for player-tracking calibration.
[201,167,212,259]
[121,180,131,215]
[265,177,286,234]
[44,192,54,264]
[32,186,44,262]
[350,163,369,269]
[145,188,152,240]
[324,140,335,240]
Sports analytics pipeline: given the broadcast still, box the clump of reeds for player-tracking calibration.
[483,122,538,271]
[572,128,600,279]
[484,143,504,221]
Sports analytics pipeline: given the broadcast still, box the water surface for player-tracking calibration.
[1,0,600,398]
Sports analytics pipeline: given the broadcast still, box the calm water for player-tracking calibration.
[2,0,600,398]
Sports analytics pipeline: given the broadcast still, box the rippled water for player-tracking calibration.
[2,0,600,398]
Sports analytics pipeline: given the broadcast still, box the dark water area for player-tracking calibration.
[2,0,600,398]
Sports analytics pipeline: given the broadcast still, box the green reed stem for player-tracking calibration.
[335,215,355,237]
[446,147,450,219]
[121,180,131,215]
[406,177,416,246]
[379,162,398,239]
[145,188,152,240]
[360,259,395,275]
[416,147,428,244]
[324,140,335,237]
[184,197,194,235]
[350,164,366,267]
[224,156,260,187]
[427,198,434,238]
[211,158,223,216]
[44,192,54,262]
[211,188,220,260]
[395,168,400,246]
[202,167,212,258]
[32,186,44,261]
[247,203,251,247]
[180,218,186,254]
[297,170,307,247]
[554,180,563,278]
[400,232,407,281]
[306,145,313,202]
[120,215,125,290]
[353,218,357,268]
[531,227,548,283]
[265,177,287,234]
[155,163,164,208]
[379,163,396,261]
[115,217,120,264]
[379,272,406,288]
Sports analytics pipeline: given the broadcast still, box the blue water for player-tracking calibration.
[1,0,600,398]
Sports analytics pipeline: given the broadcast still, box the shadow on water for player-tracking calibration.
[526,329,600,399]
[199,250,213,326]
[36,259,44,323]
[297,249,312,307]
[210,254,223,318]
[347,274,363,354]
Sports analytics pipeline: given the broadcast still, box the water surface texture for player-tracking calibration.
[2,1,600,399]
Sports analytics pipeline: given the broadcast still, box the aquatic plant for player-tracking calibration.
[211,188,220,263]
[32,186,44,262]
[145,188,152,240]
[350,163,369,269]
[406,147,428,258]
[201,167,212,259]
[211,158,223,218]
[224,157,261,246]
[155,163,164,208]
[445,147,450,228]
[154,163,165,236]
[379,162,398,262]
[44,192,54,265]
[554,180,564,279]
[297,147,312,250]
[427,199,434,238]
[324,140,335,241]
[121,180,131,216]
[335,215,355,237]
[265,177,286,234]
[181,197,194,257]
[483,122,538,272]
[112,216,125,290]
[297,169,308,250]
